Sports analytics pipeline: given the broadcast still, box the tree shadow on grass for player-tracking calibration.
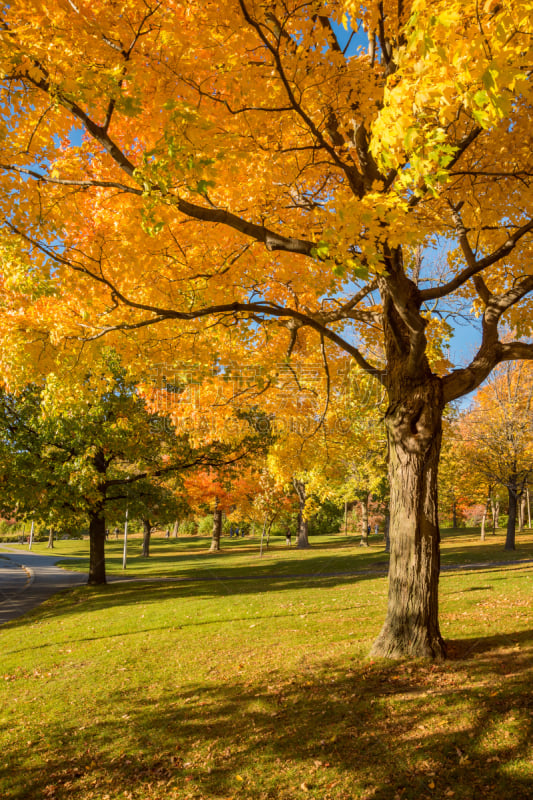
[2,629,532,800]
[447,628,533,659]
[1,569,386,633]
[60,540,389,582]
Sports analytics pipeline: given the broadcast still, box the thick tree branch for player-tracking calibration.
[0,163,142,193]
[3,27,343,259]
[6,221,384,381]
[482,275,533,333]
[93,300,385,381]
[442,339,533,404]
[2,165,315,257]
[442,276,533,402]
[499,342,533,361]
[175,197,315,255]
[420,216,533,302]
[446,126,483,171]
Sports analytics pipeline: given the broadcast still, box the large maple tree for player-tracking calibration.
[1,0,533,657]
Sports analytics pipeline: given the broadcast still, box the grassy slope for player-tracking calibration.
[0,530,532,800]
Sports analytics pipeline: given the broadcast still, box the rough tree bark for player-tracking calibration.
[384,510,390,553]
[370,379,446,660]
[88,508,107,585]
[142,518,152,557]
[47,528,54,549]
[210,498,222,552]
[293,479,310,548]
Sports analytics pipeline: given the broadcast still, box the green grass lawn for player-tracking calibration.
[4,526,533,582]
[1,530,532,800]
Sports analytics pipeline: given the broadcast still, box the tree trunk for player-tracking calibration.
[518,491,526,532]
[259,517,267,557]
[47,527,54,549]
[451,498,457,529]
[210,498,222,552]
[172,519,179,538]
[370,382,446,660]
[88,509,107,585]
[491,498,499,534]
[344,500,348,536]
[293,479,310,548]
[266,520,273,548]
[142,518,152,557]
[480,494,490,541]
[297,513,309,548]
[384,511,390,553]
[359,493,370,546]
[505,481,517,551]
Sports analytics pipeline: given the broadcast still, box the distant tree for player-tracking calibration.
[458,363,533,550]
[0,358,266,581]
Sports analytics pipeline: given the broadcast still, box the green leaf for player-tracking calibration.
[482,68,497,90]
[121,96,141,117]
[473,89,489,107]
[196,179,215,195]
[312,240,330,260]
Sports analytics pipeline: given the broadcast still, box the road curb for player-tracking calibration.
[20,565,35,590]
[0,559,34,597]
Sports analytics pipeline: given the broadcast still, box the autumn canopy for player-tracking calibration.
[0,0,532,658]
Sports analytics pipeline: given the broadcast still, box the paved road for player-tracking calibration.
[0,547,87,626]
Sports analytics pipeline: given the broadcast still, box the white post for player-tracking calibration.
[28,519,34,550]
[122,507,129,570]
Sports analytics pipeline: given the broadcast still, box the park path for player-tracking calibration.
[1,544,532,626]
[0,547,87,626]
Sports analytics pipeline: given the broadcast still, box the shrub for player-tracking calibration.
[178,518,197,536]
[197,515,214,536]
